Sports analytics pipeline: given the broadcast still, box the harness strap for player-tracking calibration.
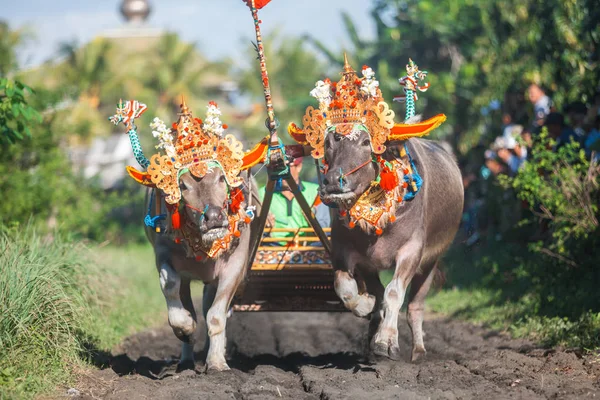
[344,158,373,176]
[339,157,375,189]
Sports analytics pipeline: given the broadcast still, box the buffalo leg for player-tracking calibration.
[406,263,436,362]
[159,263,197,361]
[372,238,423,360]
[205,258,245,371]
[334,269,375,318]
[178,277,197,366]
[363,270,385,350]
[201,283,217,361]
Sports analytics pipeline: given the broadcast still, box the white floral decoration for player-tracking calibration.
[203,102,225,137]
[150,117,176,158]
[360,66,380,98]
[310,80,332,107]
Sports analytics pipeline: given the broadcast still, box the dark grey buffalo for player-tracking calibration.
[146,169,258,371]
[320,136,463,361]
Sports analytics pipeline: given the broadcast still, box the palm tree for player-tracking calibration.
[303,12,376,69]
[58,38,114,110]
[0,20,31,76]
[238,31,325,141]
[143,33,230,116]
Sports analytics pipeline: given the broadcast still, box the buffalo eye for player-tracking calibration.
[362,139,370,146]
[334,133,342,142]
[219,175,226,183]
[179,180,187,191]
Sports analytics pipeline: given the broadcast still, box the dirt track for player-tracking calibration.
[76,309,600,399]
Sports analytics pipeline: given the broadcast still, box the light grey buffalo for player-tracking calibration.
[146,169,258,371]
[320,137,463,362]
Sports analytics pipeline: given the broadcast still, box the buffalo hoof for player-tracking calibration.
[176,359,195,373]
[206,361,230,372]
[352,294,376,318]
[372,342,402,361]
[411,346,427,362]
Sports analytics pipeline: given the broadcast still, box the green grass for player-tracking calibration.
[427,286,600,351]
[0,228,163,399]
[380,246,600,352]
[84,244,165,349]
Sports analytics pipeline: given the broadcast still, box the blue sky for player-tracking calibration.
[4,0,376,69]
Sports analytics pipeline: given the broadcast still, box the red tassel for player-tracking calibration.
[380,168,399,191]
[375,227,383,235]
[234,230,241,238]
[349,221,356,229]
[229,188,244,214]
[171,207,181,230]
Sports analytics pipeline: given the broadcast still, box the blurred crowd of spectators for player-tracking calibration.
[484,84,600,178]
[460,85,600,246]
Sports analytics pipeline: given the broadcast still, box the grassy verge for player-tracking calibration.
[419,241,600,352]
[380,242,600,351]
[427,288,600,350]
[84,244,165,350]
[0,228,163,399]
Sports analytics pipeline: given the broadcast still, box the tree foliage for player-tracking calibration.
[0,78,41,145]
[238,31,326,142]
[500,130,599,264]
[308,0,598,152]
[0,21,30,77]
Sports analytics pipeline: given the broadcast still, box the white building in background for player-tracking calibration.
[71,0,159,190]
[72,0,248,189]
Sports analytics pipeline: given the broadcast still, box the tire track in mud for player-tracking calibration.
[75,309,600,400]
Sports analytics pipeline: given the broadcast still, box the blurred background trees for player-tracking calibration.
[312,0,599,153]
[1,0,598,255]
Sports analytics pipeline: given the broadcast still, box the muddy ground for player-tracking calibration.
[74,308,600,400]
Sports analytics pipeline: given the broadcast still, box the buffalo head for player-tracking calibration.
[178,167,230,247]
[320,124,378,209]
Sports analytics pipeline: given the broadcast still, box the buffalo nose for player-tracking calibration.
[204,207,223,222]
[323,172,346,191]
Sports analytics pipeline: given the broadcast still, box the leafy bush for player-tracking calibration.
[500,130,599,264]
[0,78,41,145]
[437,131,600,350]
[0,86,147,243]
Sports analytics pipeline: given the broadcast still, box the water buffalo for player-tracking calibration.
[109,100,263,372]
[291,59,463,361]
[146,169,259,371]
[323,138,462,361]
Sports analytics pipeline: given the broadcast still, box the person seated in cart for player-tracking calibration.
[259,157,330,243]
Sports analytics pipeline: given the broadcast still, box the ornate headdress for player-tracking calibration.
[288,56,447,156]
[287,57,447,235]
[110,99,253,259]
[110,100,245,204]
[294,54,395,158]
[146,101,245,204]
